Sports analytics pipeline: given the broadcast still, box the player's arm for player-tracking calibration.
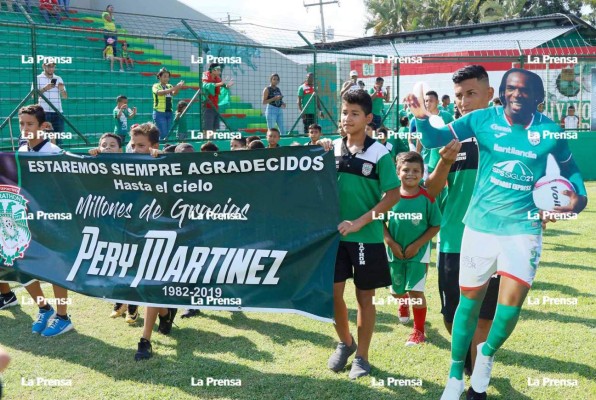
[340,81,351,97]
[425,139,461,198]
[338,188,400,236]
[553,140,588,214]
[404,93,474,148]
[130,107,137,119]
[383,223,404,259]
[403,225,440,259]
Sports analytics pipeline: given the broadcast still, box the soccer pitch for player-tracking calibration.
[0,183,594,400]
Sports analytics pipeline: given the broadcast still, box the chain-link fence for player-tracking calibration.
[1,5,594,152]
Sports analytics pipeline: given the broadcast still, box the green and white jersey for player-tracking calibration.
[385,187,442,263]
[417,107,587,236]
[427,138,478,252]
[334,135,400,243]
[113,106,131,136]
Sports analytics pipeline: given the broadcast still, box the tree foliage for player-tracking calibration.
[364,0,594,34]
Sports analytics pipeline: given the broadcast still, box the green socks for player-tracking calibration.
[482,303,522,357]
[449,295,482,379]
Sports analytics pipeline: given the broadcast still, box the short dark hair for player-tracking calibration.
[99,133,122,148]
[498,68,544,108]
[156,67,170,79]
[248,140,265,149]
[375,77,384,83]
[163,144,177,153]
[231,137,247,147]
[342,89,372,115]
[121,42,128,47]
[397,151,424,171]
[367,122,376,130]
[425,91,439,100]
[176,101,188,113]
[308,124,322,132]
[441,94,450,101]
[201,142,219,152]
[208,63,222,72]
[246,135,261,145]
[175,143,194,153]
[116,95,127,103]
[492,98,502,105]
[377,127,388,135]
[452,65,489,84]
[567,105,575,110]
[131,123,160,145]
[19,104,45,125]
[267,128,280,136]
[399,116,409,127]
[270,73,280,81]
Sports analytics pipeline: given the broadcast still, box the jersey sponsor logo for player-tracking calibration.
[456,152,467,162]
[494,132,508,138]
[0,185,32,266]
[527,131,541,146]
[492,160,534,182]
[362,162,373,176]
[493,144,537,159]
[490,124,511,133]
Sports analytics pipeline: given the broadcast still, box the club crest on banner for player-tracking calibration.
[0,185,31,266]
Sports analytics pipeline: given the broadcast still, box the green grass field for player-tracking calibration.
[1,184,594,400]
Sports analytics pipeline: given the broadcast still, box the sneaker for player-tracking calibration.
[405,329,425,346]
[180,308,200,318]
[125,308,139,324]
[41,316,73,337]
[0,292,17,310]
[134,338,152,361]
[327,335,357,372]
[32,306,55,334]
[470,342,494,393]
[348,356,371,379]
[398,302,410,323]
[466,386,487,400]
[157,308,177,335]
[110,303,126,318]
[440,377,465,400]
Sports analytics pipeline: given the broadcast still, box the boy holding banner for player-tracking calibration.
[321,90,400,379]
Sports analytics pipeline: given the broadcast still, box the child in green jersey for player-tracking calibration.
[383,151,441,346]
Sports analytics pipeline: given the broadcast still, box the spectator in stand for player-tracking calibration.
[368,77,390,129]
[561,105,579,130]
[152,67,184,140]
[102,5,117,56]
[305,123,321,146]
[297,73,323,134]
[173,101,189,141]
[340,70,360,97]
[439,95,454,115]
[121,42,134,70]
[263,73,286,135]
[103,40,124,72]
[358,80,365,90]
[202,63,234,132]
[175,143,194,153]
[35,58,66,138]
[39,0,61,24]
[113,95,136,143]
[230,137,247,151]
[57,0,68,14]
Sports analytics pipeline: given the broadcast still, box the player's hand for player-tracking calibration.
[316,138,332,152]
[176,80,185,87]
[88,147,100,156]
[439,140,462,165]
[553,191,585,214]
[226,79,235,88]
[388,242,404,260]
[57,83,64,90]
[403,243,420,259]
[132,106,137,112]
[42,83,53,91]
[403,93,429,119]
[338,220,364,236]
[281,103,286,109]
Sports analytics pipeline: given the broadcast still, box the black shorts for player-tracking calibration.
[334,242,391,290]
[438,252,499,323]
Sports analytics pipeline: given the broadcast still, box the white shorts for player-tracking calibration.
[460,227,542,289]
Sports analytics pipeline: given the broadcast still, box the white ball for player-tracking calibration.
[532,176,574,211]
[412,81,431,104]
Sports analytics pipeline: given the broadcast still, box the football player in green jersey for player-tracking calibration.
[406,68,587,399]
